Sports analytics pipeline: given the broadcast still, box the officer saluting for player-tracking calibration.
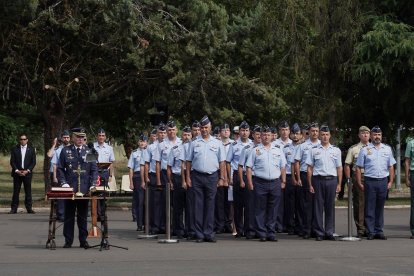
[306,124,342,241]
[186,115,226,243]
[57,127,98,248]
[356,126,396,240]
[246,125,287,242]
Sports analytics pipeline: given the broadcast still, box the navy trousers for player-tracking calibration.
[63,199,88,245]
[285,174,299,233]
[172,174,186,236]
[276,187,285,231]
[193,170,218,240]
[253,177,281,238]
[132,172,145,227]
[50,173,65,220]
[232,172,245,235]
[299,172,314,234]
[312,176,337,237]
[214,186,226,230]
[364,177,388,235]
[148,173,158,232]
[244,174,256,236]
[186,172,196,236]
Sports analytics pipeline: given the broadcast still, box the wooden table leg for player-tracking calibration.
[88,197,101,238]
[46,200,57,250]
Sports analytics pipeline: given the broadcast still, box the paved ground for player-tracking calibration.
[1,209,414,275]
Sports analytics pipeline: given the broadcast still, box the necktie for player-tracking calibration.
[77,147,81,158]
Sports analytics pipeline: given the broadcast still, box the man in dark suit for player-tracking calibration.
[9,133,36,214]
[57,127,98,248]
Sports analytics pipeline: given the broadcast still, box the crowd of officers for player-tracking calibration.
[45,116,404,247]
[128,116,397,243]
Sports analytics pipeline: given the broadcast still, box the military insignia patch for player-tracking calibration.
[69,164,72,169]
[316,152,320,155]
[305,147,309,150]
[367,147,371,155]
[245,145,250,149]
[196,144,201,147]
[256,149,262,155]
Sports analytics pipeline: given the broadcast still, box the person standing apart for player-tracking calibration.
[9,133,36,214]
[356,126,396,240]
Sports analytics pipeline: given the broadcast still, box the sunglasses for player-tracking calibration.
[20,139,27,141]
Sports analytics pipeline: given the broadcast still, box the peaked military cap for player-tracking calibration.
[233,126,239,134]
[359,126,370,132]
[200,115,210,126]
[71,127,87,137]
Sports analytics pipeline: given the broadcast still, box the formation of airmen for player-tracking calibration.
[47,116,402,247]
[128,116,397,243]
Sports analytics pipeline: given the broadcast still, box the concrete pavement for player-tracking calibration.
[1,209,414,275]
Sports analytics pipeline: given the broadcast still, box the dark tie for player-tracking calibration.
[77,147,81,157]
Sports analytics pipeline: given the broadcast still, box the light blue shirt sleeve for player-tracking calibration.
[167,149,175,167]
[226,144,235,163]
[127,152,135,169]
[218,142,226,162]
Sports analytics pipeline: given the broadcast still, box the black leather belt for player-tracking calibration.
[314,175,337,180]
[365,176,387,181]
[253,176,279,182]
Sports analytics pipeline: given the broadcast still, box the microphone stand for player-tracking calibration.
[86,147,128,251]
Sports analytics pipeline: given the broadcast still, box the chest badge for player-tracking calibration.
[256,149,262,155]
[316,152,320,155]
[196,144,201,147]
[367,147,371,155]
[69,164,72,169]
[305,147,309,150]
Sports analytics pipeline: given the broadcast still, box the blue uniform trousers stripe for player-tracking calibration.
[312,177,337,236]
[364,178,387,235]
[193,171,218,240]
[253,177,280,238]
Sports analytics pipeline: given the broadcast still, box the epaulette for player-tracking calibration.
[133,149,138,152]
[253,145,258,148]
[298,141,304,145]
[191,137,197,141]
[173,145,178,149]
[245,145,250,149]
[160,139,164,143]
[232,141,238,145]
[274,144,280,148]
[362,145,368,148]
[350,144,358,148]
[183,140,189,144]
[284,144,289,148]
[331,145,339,148]
[215,137,221,140]
[224,142,231,146]
[312,145,317,148]
[143,146,147,149]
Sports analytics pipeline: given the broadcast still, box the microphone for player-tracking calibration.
[87,142,97,153]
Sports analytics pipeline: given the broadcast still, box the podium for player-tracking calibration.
[88,162,112,238]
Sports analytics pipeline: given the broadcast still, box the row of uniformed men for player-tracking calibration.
[128,115,396,243]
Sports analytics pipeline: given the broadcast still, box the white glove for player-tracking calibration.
[62,184,70,188]
[89,185,96,191]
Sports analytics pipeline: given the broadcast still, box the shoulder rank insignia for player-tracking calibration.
[173,145,178,149]
[284,144,289,148]
[215,137,221,140]
[253,145,258,148]
[191,137,197,141]
[274,144,280,148]
[245,145,250,149]
[350,144,358,148]
[362,145,368,148]
[224,142,230,146]
[232,141,237,145]
[312,145,317,148]
[144,146,147,149]
[133,149,138,152]
[332,145,339,148]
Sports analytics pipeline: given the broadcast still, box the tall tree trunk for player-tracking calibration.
[328,80,336,144]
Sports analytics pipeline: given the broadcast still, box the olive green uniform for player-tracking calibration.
[345,142,367,235]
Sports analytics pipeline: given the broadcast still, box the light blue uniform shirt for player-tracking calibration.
[226,138,252,171]
[283,143,298,175]
[187,135,226,174]
[179,142,190,170]
[154,137,182,170]
[50,145,65,172]
[168,144,184,175]
[144,140,159,173]
[246,143,287,180]
[127,148,144,172]
[306,144,342,176]
[273,138,292,147]
[294,139,320,172]
[93,142,115,162]
[356,143,396,178]
[238,142,255,172]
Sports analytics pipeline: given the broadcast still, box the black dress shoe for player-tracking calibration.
[8,209,17,214]
[298,232,304,237]
[356,233,363,238]
[324,235,337,241]
[196,239,204,243]
[176,236,184,239]
[132,219,137,222]
[374,234,387,240]
[97,217,101,222]
[27,209,36,214]
[303,234,311,239]
[235,233,242,238]
[63,242,72,248]
[215,230,222,234]
[367,234,374,240]
[288,231,295,235]
[267,236,278,242]
[224,226,233,233]
[136,227,142,231]
[259,237,267,242]
[310,232,317,238]
[80,241,91,248]
[204,238,217,243]
[150,231,159,235]
[316,236,323,241]
[246,235,255,240]
[276,229,283,233]
[410,235,414,239]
